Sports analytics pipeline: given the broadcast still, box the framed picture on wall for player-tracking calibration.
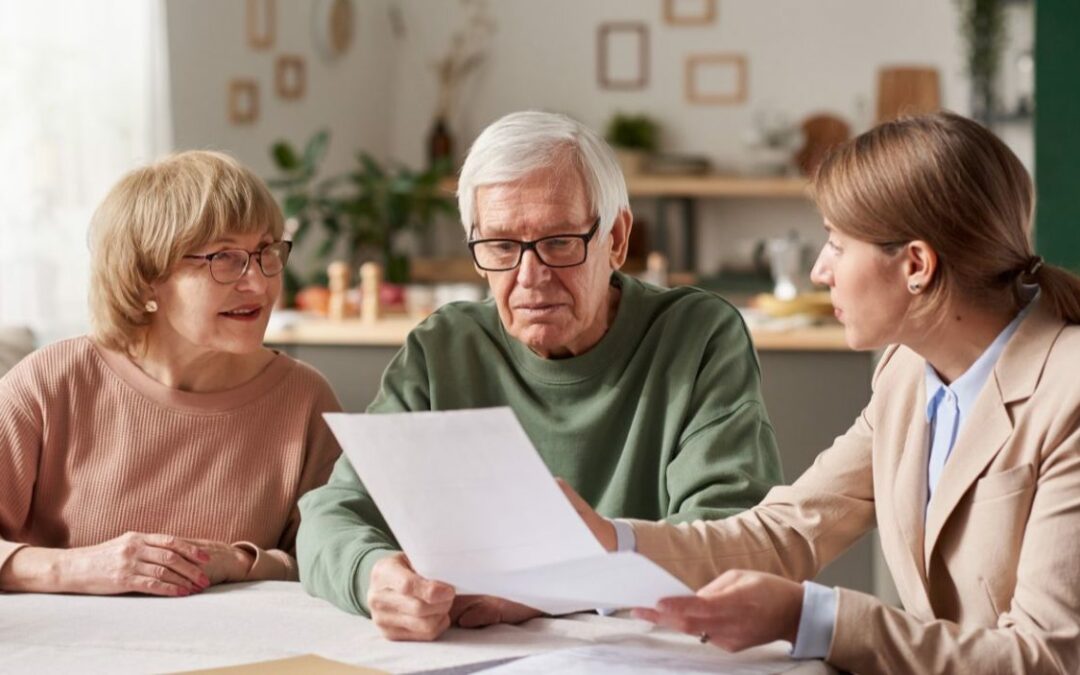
[246,0,275,50]
[275,55,306,100]
[664,0,717,26]
[228,79,259,124]
[685,53,747,104]
[597,22,649,90]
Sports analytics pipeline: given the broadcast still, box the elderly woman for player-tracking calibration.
[565,112,1080,674]
[0,151,341,596]
[298,111,782,640]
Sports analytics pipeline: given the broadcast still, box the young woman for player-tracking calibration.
[564,112,1080,674]
[0,151,341,596]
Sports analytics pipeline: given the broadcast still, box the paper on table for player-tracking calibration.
[177,654,387,674]
[481,644,796,675]
[324,408,692,614]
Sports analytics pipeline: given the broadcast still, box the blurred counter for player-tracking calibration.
[264,313,851,351]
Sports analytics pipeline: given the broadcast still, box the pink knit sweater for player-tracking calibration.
[0,337,342,582]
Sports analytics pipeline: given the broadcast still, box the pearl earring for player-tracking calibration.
[145,300,159,313]
[908,282,921,293]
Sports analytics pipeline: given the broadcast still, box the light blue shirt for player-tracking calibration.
[792,297,1034,659]
[595,519,639,616]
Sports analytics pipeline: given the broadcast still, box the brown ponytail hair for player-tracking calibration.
[812,111,1080,324]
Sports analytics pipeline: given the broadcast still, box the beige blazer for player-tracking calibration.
[629,299,1080,674]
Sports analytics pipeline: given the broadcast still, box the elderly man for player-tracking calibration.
[297,111,782,640]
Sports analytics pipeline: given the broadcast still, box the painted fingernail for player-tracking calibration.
[199,575,210,587]
[198,550,211,562]
[177,587,191,597]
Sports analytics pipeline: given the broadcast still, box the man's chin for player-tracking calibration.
[512,324,572,358]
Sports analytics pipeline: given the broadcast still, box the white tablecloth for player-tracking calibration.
[0,582,833,674]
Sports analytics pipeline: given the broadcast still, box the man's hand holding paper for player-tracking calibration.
[323,408,692,634]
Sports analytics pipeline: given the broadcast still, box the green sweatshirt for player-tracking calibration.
[297,272,782,615]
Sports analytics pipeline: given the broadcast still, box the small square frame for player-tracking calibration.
[664,0,717,26]
[597,22,649,90]
[685,53,747,105]
[228,79,259,124]
[275,55,306,100]
[246,0,275,50]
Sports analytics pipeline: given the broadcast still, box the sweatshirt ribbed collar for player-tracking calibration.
[499,271,642,385]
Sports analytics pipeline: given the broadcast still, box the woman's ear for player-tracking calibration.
[904,240,938,293]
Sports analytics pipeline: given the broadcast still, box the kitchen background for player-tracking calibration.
[1,0,1074,605]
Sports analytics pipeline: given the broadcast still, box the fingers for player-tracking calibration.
[131,562,201,595]
[456,601,501,629]
[375,611,451,642]
[399,575,455,605]
[631,607,662,622]
[656,594,716,617]
[125,573,194,597]
[449,594,486,623]
[371,589,453,619]
[141,533,210,565]
[140,546,210,589]
[369,554,454,641]
[697,569,744,596]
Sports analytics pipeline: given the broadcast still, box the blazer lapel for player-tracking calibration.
[922,299,1064,568]
[893,387,931,589]
[923,378,1011,569]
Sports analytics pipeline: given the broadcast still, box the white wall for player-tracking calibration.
[166,0,974,277]
[165,0,395,180]
[385,0,970,274]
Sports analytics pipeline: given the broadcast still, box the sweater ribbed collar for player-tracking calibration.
[89,337,295,414]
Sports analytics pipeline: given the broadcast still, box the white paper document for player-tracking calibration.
[482,644,796,675]
[324,408,692,614]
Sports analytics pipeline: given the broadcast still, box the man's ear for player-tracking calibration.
[607,209,633,270]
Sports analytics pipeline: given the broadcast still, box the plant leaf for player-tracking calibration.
[272,141,301,170]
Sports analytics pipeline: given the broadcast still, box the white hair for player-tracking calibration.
[457,110,629,239]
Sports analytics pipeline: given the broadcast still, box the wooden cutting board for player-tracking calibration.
[876,66,941,122]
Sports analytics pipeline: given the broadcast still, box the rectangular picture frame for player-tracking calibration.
[685,53,747,105]
[228,79,259,124]
[664,0,717,26]
[597,22,649,90]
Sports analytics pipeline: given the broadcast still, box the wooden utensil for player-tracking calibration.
[795,113,851,176]
[876,66,941,123]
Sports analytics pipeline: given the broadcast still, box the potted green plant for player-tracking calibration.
[268,131,458,301]
[605,112,659,175]
[956,0,1006,123]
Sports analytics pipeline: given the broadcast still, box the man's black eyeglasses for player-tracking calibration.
[467,217,601,272]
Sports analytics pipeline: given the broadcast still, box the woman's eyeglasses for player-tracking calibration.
[183,240,292,284]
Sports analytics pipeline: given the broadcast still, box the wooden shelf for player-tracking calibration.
[441,174,810,199]
[626,174,810,198]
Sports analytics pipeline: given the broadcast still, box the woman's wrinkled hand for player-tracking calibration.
[0,532,212,597]
[180,538,255,584]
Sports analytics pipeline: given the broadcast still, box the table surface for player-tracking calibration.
[1,582,833,674]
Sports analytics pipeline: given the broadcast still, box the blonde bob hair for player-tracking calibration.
[88,150,284,354]
[813,111,1080,325]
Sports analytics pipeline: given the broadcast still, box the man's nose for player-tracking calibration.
[515,248,549,286]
